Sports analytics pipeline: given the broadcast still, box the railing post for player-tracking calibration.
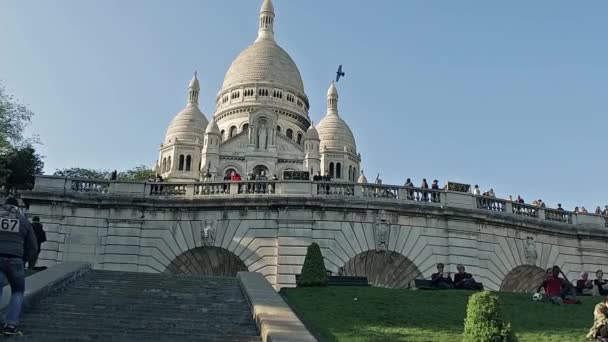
[185,184,195,197]
[505,201,513,214]
[398,188,407,201]
[230,182,239,194]
[354,185,363,197]
[538,208,546,221]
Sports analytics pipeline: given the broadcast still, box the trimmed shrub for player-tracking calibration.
[463,291,517,342]
[297,243,328,287]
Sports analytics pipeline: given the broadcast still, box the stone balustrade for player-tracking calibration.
[30,176,607,228]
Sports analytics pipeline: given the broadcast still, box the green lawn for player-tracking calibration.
[282,287,596,342]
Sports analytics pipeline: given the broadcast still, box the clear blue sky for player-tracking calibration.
[1,0,606,210]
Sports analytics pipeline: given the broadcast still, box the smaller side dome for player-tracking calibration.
[357,170,368,184]
[205,120,220,134]
[304,124,319,140]
[164,73,209,144]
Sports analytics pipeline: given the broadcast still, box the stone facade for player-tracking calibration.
[23,176,608,291]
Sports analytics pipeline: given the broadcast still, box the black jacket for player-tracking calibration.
[0,205,38,261]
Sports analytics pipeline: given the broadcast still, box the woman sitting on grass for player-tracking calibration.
[587,296,608,341]
[536,266,578,304]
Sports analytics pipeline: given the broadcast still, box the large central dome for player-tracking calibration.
[221,39,305,96]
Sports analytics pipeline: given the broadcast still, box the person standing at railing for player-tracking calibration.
[312,171,322,181]
[0,197,38,336]
[431,180,440,202]
[421,179,429,202]
[596,207,603,215]
[472,185,481,196]
[603,206,608,216]
[404,178,414,200]
[230,171,241,181]
[257,171,268,194]
[557,204,565,211]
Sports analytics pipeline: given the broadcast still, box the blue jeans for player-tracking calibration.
[0,257,25,325]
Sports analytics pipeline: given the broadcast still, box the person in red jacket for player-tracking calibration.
[537,266,578,304]
[230,171,241,181]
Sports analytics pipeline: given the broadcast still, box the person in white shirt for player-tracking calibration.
[472,185,481,196]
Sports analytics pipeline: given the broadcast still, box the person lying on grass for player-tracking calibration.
[536,265,578,304]
[587,295,608,342]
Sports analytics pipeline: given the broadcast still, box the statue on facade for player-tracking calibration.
[202,221,216,246]
[257,124,268,149]
[525,236,537,265]
[375,210,389,252]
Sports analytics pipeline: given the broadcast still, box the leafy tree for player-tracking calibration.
[0,145,44,192]
[463,291,517,342]
[54,167,110,180]
[297,242,328,287]
[0,84,34,150]
[118,165,156,181]
[54,165,156,181]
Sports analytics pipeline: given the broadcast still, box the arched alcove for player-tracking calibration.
[165,247,248,277]
[500,265,546,293]
[342,250,421,288]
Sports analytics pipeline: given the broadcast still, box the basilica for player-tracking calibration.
[157,0,362,183]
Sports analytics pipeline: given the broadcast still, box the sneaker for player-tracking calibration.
[2,324,23,336]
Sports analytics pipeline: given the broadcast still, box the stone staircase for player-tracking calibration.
[18,270,261,341]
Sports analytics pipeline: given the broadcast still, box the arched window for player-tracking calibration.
[353,167,357,181]
[242,123,249,132]
[329,162,335,178]
[220,130,225,140]
[286,129,293,139]
[167,156,172,172]
[277,126,281,133]
[229,126,237,138]
[178,155,185,171]
[349,165,353,181]
[186,155,192,171]
[198,160,202,171]
[336,163,342,179]
[162,158,167,173]
[296,133,303,145]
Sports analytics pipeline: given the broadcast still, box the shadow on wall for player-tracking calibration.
[341,250,421,288]
[500,265,546,293]
[165,246,248,277]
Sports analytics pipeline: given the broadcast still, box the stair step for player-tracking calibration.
[19,270,260,341]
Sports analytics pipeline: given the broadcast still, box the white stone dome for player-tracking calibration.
[205,119,220,134]
[164,104,208,144]
[304,124,319,140]
[221,39,305,96]
[317,114,356,152]
[358,171,368,184]
[317,83,356,153]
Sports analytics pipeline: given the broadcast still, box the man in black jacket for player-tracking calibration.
[28,217,46,270]
[0,197,38,335]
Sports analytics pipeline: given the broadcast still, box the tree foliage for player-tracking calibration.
[463,291,517,342]
[54,165,156,181]
[297,242,328,287]
[0,145,44,192]
[0,85,34,150]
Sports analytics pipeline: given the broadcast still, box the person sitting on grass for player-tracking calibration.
[577,272,594,295]
[431,263,453,289]
[594,270,608,296]
[536,266,578,304]
[453,264,480,290]
[587,296,608,342]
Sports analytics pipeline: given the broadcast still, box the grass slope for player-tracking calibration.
[282,287,595,342]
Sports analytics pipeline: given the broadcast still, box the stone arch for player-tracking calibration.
[500,265,546,293]
[342,250,422,288]
[165,246,248,277]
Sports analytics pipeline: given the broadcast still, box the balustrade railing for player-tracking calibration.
[512,203,539,218]
[316,182,354,196]
[404,187,442,203]
[362,184,399,199]
[476,197,506,212]
[194,182,230,196]
[545,209,573,224]
[149,183,187,196]
[237,181,276,195]
[71,180,110,194]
